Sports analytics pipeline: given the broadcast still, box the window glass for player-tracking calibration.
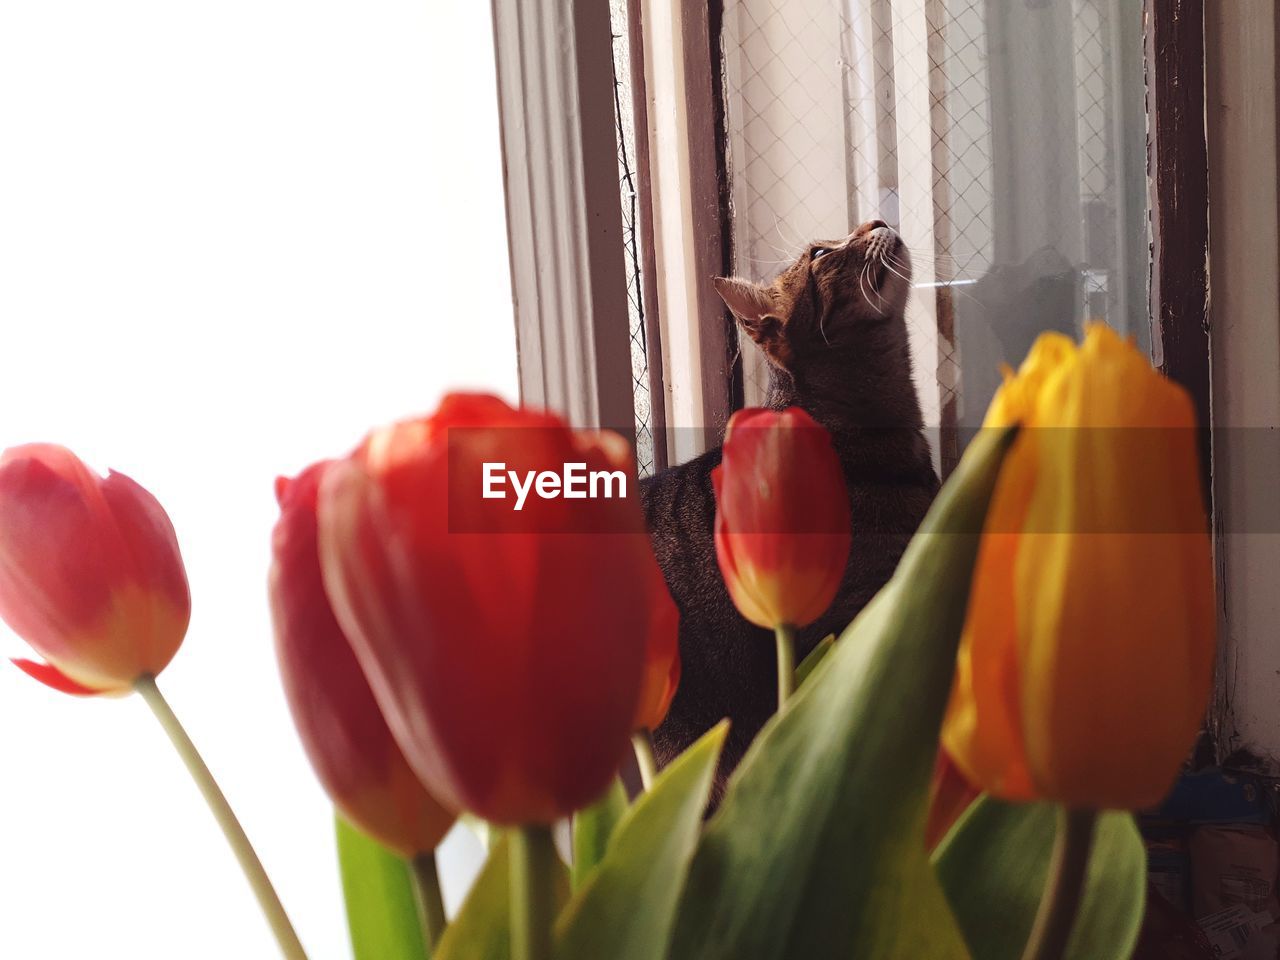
[610,0,659,476]
[0,2,513,956]
[723,0,1147,446]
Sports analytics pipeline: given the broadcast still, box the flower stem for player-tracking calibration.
[509,824,556,960]
[632,729,659,791]
[135,675,308,960]
[411,851,447,951]
[1020,807,1097,960]
[775,623,797,708]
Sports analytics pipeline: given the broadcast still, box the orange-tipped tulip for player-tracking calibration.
[712,407,852,630]
[633,558,680,732]
[270,461,454,856]
[942,326,1215,810]
[0,444,190,694]
[316,393,654,825]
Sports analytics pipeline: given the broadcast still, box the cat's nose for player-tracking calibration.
[853,219,890,238]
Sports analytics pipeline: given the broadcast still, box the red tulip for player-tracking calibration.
[712,408,851,630]
[270,461,454,855]
[633,558,680,732]
[0,444,190,694]
[925,750,981,852]
[316,393,654,825]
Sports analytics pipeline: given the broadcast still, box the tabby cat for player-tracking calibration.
[640,220,939,797]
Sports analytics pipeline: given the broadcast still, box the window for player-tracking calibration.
[4,0,1248,954]
[610,0,664,477]
[0,2,512,956]
[721,0,1149,471]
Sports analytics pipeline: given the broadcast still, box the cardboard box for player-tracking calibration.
[1189,824,1280,920]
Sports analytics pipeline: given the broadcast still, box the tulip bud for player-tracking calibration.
[942,326,1215,810]
[316,393,654,825]
[712,407,852,630]
[633,557,680,733]
[270,462,454,856]
[0,444,190,694]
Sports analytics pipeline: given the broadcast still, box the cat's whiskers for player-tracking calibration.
[772,216,808,253]
[749,253,799,268]
[901,243,965,265]
[870,267,888,314]
[899,247,980,280]
[901,257,965,285]
[859,261,886,318]
[870,261,890,317]
[758,238,796,261]
[818,311,832,346]
[890,253,983,310]
[881,255,912,285]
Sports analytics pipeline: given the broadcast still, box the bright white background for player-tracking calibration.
[0,1,517,957]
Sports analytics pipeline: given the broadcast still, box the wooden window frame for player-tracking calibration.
[1146,0,1211,500]
[624,0,671,473]
[489,0,721,468]
[1199,1,1280,771]
[489,0,638,436]
[632,0,737,464]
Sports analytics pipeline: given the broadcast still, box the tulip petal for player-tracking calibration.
[925,751,980,851]
[273,459,454,855]
[0,453,116,652]
[0,443,102,500]
[320,394,653,824]
[0,448,189,689]
[99,471,191,622]
[12,657,108,696]
[713,408,851,630]
[634,561,681,731]
[1016,332,1213,809]
[945,326,1215,810]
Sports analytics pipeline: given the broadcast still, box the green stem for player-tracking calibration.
[774,623,797,708]
[632,730,659,791]
[1020,807,1097,960]
[509,824,556,960]
[135,675,308,960]
[411,851,447,952]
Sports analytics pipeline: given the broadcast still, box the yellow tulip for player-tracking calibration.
[942,325,1215,810]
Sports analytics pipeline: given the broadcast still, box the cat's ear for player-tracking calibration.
[714,277,782,347]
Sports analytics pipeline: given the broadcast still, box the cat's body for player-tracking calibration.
[640,221,939,794]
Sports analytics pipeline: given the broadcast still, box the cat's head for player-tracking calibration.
[714,220,911,371]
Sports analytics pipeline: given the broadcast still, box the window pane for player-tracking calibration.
[0,1,513,956]
[723,0,1147,445]
[610,0,659,477]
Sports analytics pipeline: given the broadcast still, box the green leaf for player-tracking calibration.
[934,797,1146,960]
[667,426,1018,960]
[571,777,629,890]
[434,832,571,960]
[794,634,834,688]
[335,813,428,960]
[557,723,727,960]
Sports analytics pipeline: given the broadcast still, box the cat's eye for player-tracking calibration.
[810,247,832,261]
